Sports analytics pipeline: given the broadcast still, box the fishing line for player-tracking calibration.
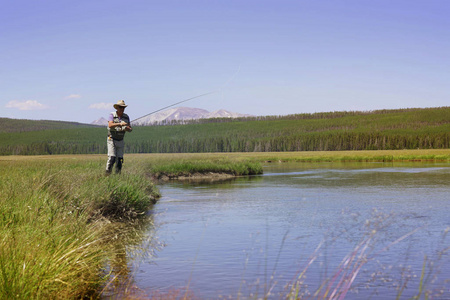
[218,65,241,102]
[219,65,241,91]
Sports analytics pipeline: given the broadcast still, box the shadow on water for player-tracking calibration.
[164,172,264,189]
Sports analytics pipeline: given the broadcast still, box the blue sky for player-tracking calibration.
[1,0,449,124]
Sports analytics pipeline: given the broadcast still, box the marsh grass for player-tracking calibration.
[0,157,159,299]
[235,149,450,163]
[0,154,260,298]
[149,158,263,179]
[0,168,106,298]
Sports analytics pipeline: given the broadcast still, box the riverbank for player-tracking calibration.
[0,155,261,299]
[0,158,161,299]
[1,149,449,298]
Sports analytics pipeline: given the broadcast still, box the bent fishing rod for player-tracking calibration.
[132,91,216,123]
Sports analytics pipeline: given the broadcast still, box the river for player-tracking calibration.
[128,162,449,299]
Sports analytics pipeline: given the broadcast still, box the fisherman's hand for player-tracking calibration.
[125,125,132,132]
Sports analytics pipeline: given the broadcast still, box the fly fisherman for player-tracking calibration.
[106,100,132,175]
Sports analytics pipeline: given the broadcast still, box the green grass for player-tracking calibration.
[223,149,450,163]
[0,154,262,298]
[0,157,159,299]
[149,159,263,179]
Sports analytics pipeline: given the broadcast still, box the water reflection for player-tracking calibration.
[101,215,160,299]
[166,172,263,188]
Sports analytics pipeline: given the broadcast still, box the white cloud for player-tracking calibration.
[89,102,113,110]
[65,94,81,100]
[5,100,49,110]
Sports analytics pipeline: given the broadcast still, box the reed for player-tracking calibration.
[282,211,449,300]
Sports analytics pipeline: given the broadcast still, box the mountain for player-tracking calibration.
[91,117,108,126]
[207,109,248,118]
[129,107,252,126]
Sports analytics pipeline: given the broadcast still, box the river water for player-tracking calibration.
[130,162,449,299]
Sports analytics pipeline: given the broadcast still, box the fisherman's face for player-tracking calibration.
[117,106,125,116]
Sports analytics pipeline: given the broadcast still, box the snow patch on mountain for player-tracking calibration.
[130,107,252,126]
[91,117,108,126]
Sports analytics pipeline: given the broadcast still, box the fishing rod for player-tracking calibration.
[133,91,216,123]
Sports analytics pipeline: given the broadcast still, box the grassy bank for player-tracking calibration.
[149,159,263,180]
[0,154,261,299]
[0,157,160,299]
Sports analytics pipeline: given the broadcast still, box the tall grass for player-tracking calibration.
[0,154,262,298]
[0,157,159,299]
[149,158,263,179]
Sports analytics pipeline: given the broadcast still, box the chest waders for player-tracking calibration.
[106,112,129,174]
[106,155,124,174]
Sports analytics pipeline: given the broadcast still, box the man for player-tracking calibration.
[106,100,132,174]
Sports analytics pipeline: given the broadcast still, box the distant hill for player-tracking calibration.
[0,117,99,133]
[121,107,252,126]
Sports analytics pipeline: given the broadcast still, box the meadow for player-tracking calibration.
[1,149,449,299]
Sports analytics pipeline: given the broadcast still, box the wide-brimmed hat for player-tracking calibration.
[113,100,128,109]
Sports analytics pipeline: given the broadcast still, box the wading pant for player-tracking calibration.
[106,138,124,174]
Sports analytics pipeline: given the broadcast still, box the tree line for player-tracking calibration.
[1,107,449,155]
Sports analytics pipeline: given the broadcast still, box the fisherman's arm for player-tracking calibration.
[108,121,128,129]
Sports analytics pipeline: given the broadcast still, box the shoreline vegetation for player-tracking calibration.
[0,157,161,299]
[1,149,449,298]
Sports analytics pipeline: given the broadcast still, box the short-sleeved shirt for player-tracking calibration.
[108,112,122,122]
